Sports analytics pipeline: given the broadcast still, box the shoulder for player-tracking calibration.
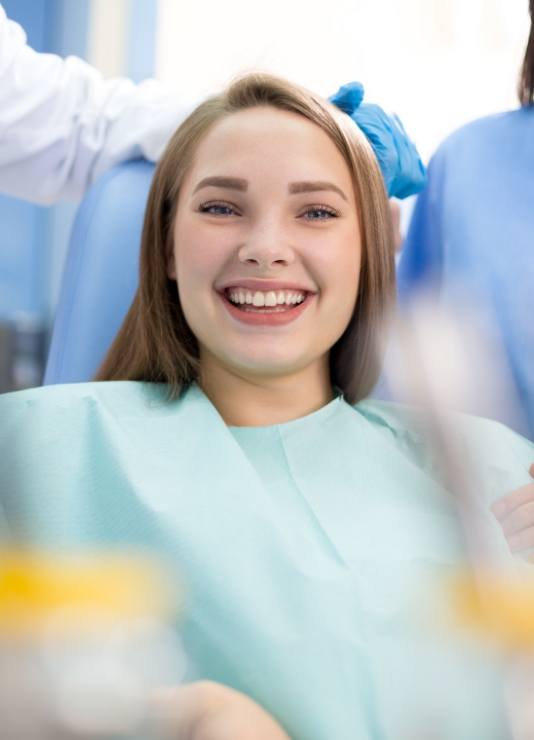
[0,382,186,500]
[354,399,534,498]
[355,398,532,455]
[352,399,436,470]
[0,381,213,453]
[353,397,434,444]
[0,381,170,416]
[0,381,184,444]
[432,108,532,166]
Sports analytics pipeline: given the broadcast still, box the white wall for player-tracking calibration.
[87,0,128,77]
[155,0,529,162]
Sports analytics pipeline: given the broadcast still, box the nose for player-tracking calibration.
[237,219,295,269]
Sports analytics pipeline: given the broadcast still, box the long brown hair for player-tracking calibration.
[96,73,395,404]
[519,0,534,105]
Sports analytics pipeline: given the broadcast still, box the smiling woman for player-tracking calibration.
[1,73,534,740]
[95,73,394,422]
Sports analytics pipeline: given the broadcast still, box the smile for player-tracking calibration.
[227,288,305,308]
[219,287,313,326]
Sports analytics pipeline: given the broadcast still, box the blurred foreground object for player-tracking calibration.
[0,549,184,739]
[384,291,529,582]
[384,294,534,738]
[453,570,534,650]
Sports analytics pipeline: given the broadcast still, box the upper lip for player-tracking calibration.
[216,278,316,294]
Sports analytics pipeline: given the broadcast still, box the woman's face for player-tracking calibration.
[169,106,362,382]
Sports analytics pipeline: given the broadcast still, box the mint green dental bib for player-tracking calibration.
[1,381,532,739]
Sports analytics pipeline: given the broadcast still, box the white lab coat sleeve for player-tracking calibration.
[0,5,192,205]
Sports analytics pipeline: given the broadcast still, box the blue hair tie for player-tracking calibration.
[329,82,426,199]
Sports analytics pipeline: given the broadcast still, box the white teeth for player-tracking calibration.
[252,291,265,307]
[226,288,307,307]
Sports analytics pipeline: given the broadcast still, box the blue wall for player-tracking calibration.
[0,0,49,320]
[127,0,158,83]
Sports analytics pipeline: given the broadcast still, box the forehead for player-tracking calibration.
[185,106,353,190]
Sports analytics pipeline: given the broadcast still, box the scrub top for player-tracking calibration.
[398,108,534,439]
[1,381,533,739]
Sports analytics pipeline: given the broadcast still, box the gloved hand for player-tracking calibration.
[329,82,426,199]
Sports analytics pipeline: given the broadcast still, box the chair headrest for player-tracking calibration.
[44,160,155,385]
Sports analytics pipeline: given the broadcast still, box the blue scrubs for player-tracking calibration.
[398,108,534,439]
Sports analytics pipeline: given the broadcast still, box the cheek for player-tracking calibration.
[174,222,230,291]
[316,229,362,301]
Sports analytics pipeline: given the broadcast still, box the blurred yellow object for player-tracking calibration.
[453,569,534,650]
[0,549,177,637]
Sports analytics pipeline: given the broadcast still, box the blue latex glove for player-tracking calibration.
[329,82,426,199]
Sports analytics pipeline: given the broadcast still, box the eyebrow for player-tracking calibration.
[288,180,348,202]
[193,176,248,193]
[193,176,348,202]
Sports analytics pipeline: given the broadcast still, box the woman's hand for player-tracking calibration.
[152,681,291,740]
[491,464,534,557]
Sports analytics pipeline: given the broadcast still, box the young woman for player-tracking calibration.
[1,74,533,739]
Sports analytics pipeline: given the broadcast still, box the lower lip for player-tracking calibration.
[218,292,314,326]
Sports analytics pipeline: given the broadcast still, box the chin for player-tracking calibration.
[224,350,315,379]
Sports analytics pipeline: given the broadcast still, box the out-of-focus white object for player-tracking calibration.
[386,291,522,425]
[506,655,534,740]
[385,292,520,568]
[0,550,185,740]
[385,294,534,739]
[0,3,192,205]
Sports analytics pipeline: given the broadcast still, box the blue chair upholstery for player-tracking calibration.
[44,160,155,384]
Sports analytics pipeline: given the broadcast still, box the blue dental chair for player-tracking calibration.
[44,160,155,384]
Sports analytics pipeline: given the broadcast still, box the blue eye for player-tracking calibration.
[198,202,240,216]
[302,206,339,221]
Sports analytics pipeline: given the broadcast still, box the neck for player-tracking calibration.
[198,356,334,427]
